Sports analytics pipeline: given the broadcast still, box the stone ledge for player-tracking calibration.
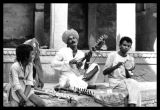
[3,48,157,57]
[3,48,157,64]
[3,48,157,83]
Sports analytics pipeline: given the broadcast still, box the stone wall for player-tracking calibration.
[3,3,34,48]
[3,3,157,51]
[136,3,157,51]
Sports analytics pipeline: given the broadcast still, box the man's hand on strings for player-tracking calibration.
[85,51,92,61]
[69,59,83,69]
[76,61,83,69]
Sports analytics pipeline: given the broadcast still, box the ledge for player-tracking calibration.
[3,48,157,65]
[3,48,157,57]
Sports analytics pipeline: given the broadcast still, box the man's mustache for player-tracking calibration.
[68,41,76,45]
[71,41,76,44]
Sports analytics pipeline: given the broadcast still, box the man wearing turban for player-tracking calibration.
[51,29,100,89]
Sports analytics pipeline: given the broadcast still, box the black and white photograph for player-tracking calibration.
[3,3,157,107]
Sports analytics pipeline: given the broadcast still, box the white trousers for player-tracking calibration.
[59,63,100,89]
[109,78,141,106]
[124,78,141,106]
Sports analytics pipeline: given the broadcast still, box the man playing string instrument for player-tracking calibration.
[103,36,141,107]
[51,29,100,90]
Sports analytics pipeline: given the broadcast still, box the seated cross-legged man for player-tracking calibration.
[51,29,100,90]
[103,36,141,107]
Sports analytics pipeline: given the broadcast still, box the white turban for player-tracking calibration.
[62,29,79,44]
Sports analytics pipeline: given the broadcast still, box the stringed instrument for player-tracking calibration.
[71,34,108,71]
[54,86,95,97]
[78,34,108,63]
[54,86,127,107]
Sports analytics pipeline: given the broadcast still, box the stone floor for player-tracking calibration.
[3,82,157,107]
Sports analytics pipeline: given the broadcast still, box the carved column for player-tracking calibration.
[35,3,45,46]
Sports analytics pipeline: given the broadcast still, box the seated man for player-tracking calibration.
[51,29,100,90]
[103,36,141,107]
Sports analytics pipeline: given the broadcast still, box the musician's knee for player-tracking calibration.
[59,78,69,88]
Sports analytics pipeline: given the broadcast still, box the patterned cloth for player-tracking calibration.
[94,88,156,107]
[23,38,44,87]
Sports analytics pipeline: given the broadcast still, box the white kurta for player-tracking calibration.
[8,62,34,103]
[51,47,99,89]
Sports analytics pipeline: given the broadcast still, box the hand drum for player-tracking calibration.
[124,60,134,70]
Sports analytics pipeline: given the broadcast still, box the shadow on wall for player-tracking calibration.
[133,52,157,82]
[133,65,156,82]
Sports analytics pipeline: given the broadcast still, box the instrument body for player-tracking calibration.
[122,60,135,78]
[123,60,135,71]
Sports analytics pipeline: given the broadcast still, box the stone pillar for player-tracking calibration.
[88,3,97,49]
[50,3,68,50]
[35,3,45,46]
[153,11,157,52]
[116,3,136,51]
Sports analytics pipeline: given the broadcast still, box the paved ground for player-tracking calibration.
[3,82,157,107]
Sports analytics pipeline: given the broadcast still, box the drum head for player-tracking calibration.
[124,60,134,70]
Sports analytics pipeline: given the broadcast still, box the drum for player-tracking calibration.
[124,60,134,71]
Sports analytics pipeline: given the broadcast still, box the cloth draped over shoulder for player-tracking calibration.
[23,38,44,83]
